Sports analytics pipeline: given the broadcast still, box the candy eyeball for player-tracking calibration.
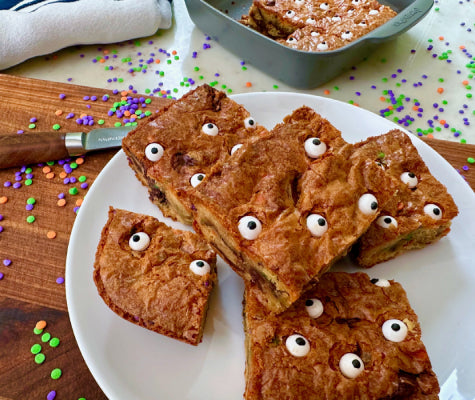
[304,137,327,158]
[230,143,243,155]
[189,260,211,276]
[294,0,305,4]
[244,117,257,129]
[286,10,296,17]
[376,215,398,229]
[339,353,364,378]
[305,298,324,318]
[287,37,297,44]
[332,15,342,22]
[202,123,219,136]
[400,172,418,188]
[369,9,379,15]
[358,21,367,26]
[358,193,378,215]
[310,31,320,37]
[342,31,353,40]
[370,278,390,287]
[129,232,150,251]
[190,173,206,187]
[306,214,328,237]
[317,42,329,51]
[145,143,164,162]
[382,319,408,342]
[238,216,262,240]
[320,2,329,10]
[424,204,442,220]
[306,17,317,24]
[286,334,310,357]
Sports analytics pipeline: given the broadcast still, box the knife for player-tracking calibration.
[0,126,135,169]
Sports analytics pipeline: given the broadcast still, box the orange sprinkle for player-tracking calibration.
[155,59,160,64]
[379,96,386,102]
[427,134,434,139]
[121,96,128,102]
[75,199,83,207]
[55,110,63,116]
[437,87,444,94]
[439,119,446,125]
[172,50,177,55]
[0,196,7,204]
[352,103,360,107]
[463,80,469,85]
[35,320,47,330]
[124,110,131,117]
[412,105,420,111]
[460,45,466,50]
[57,199,66,207]
[103,49,110,55]
[45,172,55,180]
[42,166,51,174]
[75,157,84,165]
[99,58,106,63]
[438,36,444,41]
[245,82,252,88]
[323,89,330,95]
[59,172,67,179]
[121,90,128,97]
[79,113,88,119]
[47,231,57,239]
[388,105,393,110]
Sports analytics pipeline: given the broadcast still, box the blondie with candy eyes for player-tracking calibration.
[350,130,459,267]
[93,207,217,345]
[243,272,440,400]
[191,109,399,313]
[122,84,267,225]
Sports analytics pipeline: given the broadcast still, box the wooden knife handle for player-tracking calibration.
[0,132,69,169]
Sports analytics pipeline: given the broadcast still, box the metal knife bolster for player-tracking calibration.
[65,132,87,156]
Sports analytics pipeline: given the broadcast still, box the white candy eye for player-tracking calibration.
[287,37,297,43]
[382,319,408,342]
[286,10,296,17]
[317,42,328,51]
[332,16,341,22]
[295,0,304,4]
[306,214,328,237]
[145,143,164,162]
[305,298,323,318]
[370,277,390,287]
[320,2,329,10]
[339,353,364,378]
[286,334,310,357]
[358,21,367,26]
[202,123,219,136]
[400,172,418,188]
[304,137,327,158]
[358,193,378,215]
[342,31,353,40]
[376,215,398,229]
[310,31,320,37]
[424,204,442,220]
[369,9,379,15]
[129,232,150,251]
[352,0,361,4]
[244,117,257,129]
[230,143,243,155]
[238,216,262,240]
[190,173,205,187]
[189,259,211,276]
[306,17,316,24]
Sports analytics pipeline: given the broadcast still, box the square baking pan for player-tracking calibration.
[184,0,433,89]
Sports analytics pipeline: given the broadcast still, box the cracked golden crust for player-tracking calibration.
[350,130,459,267]
[93,207,217,345]
[122,84,267,224]
[244,272,440,400]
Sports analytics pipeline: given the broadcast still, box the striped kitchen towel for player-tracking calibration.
[0,0,172,70]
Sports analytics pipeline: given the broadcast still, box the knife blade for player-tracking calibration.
[0,126,135,169]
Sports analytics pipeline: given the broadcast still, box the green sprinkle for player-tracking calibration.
[167,60,172,64]
[434,7,439,11]
[31,344,42,354]
[70,162,78,169]
[25,179,32,186]
[49,337,60,348]
[26,197,36,205]
[145,88,151,94]
[34,353,46,364]
[159,71,165,77]
[135,110,142,115]
[118,78,123,83]
[333,86,340,91]
[114,122,122,127]
[78,398,86,400]
[194,66,200,71]
[69,187,78,195]
[41,332,51,343]
[438,78,444,82]
[377,152,385,159]
[25,167,32,173]
[382,78,388,83]
[242,66,247,71]
[467,85,472,90]
[467,93,473,98]
[98,119,105,125]
[26,216,35,223]
[273,84,279,89]
[134,40,141,47]
[174,55,179,60]
[442,100,448,105]
[461,138,467,144]
[145,98,152,104]
[29,123,36,129]
[78,176,87,183]
[467,157,475,164]
[33,327,43,335]
[199,75,204,80]
[51,368,62,380]
[144,111,152,116]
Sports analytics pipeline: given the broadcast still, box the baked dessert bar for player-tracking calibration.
[122,84,267,225]
[243,0,396,51]
[350,130,459,267]
[243,272,440,399]
[93,207,217,345]
[191,110,398,312]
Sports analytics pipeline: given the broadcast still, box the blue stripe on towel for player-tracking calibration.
[0,0,80,12]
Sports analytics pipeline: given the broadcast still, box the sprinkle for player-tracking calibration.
[49,337,60,347]
[437,87,444,93]
[31,344,42,354]
[0,272,3,280]
[3,259,11,266]
[26,216,35,224]
[0,196,8,204]
[56,277,65,284]
[468,157,475,164]
[47,390,57,400]
[35,320,47,330]
[52,124,61,130]
[57,199,66,207]
[26,197,36,205]
[34,353,46,364]
[50,368,62,380]
[69,187,79,195]
[47,231,57,239]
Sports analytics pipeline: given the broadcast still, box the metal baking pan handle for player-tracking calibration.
[368,0,433,41]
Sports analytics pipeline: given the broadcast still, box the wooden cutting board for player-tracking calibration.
[0,74,473,400]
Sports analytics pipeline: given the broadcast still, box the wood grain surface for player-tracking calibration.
[0,74,473,400]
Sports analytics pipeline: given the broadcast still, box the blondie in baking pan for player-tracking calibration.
[184,0,433,88]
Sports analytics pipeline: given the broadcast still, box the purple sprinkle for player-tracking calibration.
[91,95,97,101]
[13,182,21,189]
[0,272,3,280]
[462,165,469,171]
[80,183,89,189]
[59,94,66,100]
[47,390,56,400]
[17,129,24,134]
[58,193,65,199]
[0,215,3,221]
[102,95,109,101]
[70,177,77,183]
[63,178,70,185]
[73,206,80,213]
[0,226,3,233]
[3,259,11,267]
[26,173,33,179]
[4,181,11,187]
[64,164,73,174]
[56,277,65,284]
[83,96,90,101]
[25,204,34,211]
[30,117,37,123]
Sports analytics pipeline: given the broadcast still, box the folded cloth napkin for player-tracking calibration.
[0,0,172,70]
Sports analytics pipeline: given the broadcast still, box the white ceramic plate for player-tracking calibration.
[66,93,475,400]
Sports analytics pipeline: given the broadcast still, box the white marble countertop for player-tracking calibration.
[5,0,474,143]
